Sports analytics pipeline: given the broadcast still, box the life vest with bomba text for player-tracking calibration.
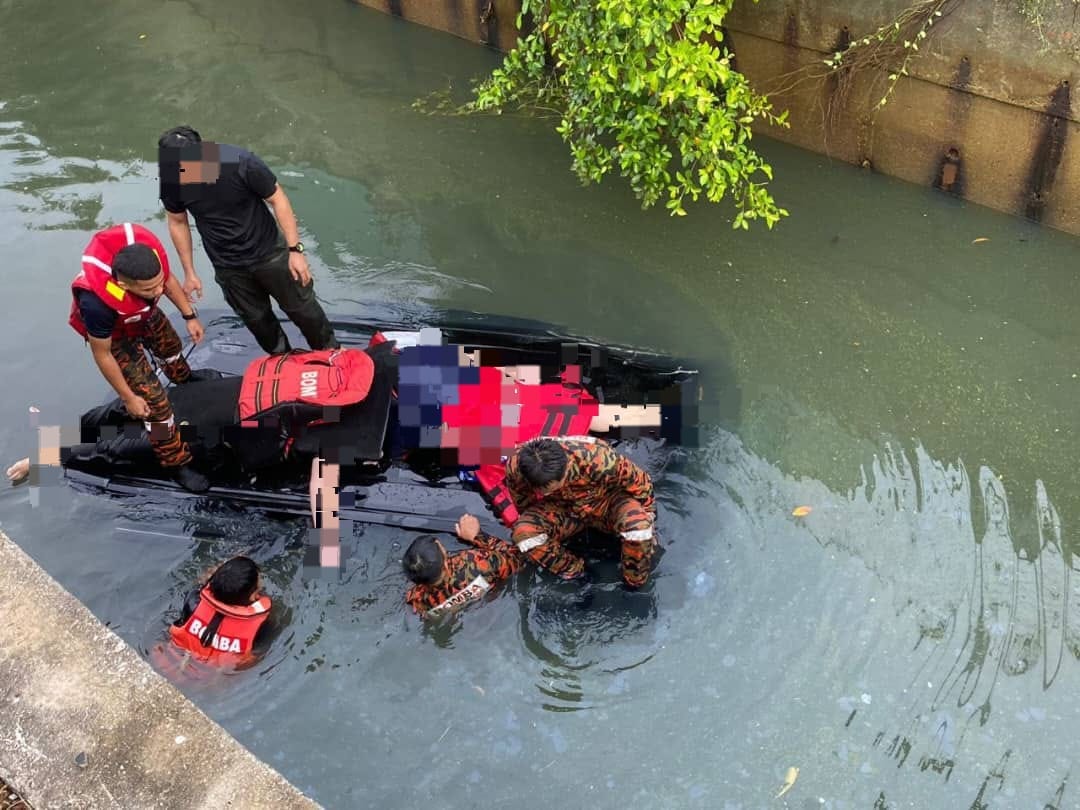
[168,586,271,664]
[238,348,375,423]
[69,223,171,340]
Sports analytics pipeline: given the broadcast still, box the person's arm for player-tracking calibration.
[162,273,204,344]
[504,455,532,510]
[164,209,202,301]
[264,184,301,246]
[454,513,496,550]
[488,544,525,579]
[264,185,312,286]
[609,447,656,512]
[88,336,149,418]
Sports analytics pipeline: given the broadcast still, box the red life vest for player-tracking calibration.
[238,348,376,422]
[445,367,599,528]
[68,223,171,340]
[167,586,272,665]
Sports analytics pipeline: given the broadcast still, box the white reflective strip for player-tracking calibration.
[250,600,268,614]
[163,352,183,363]
[516,533,548,553]
[143,415,176,432]
[123,222,135,245]
[620,528,654,542]
[381,330,421,348]
[425,575,491,619]
[83,255,112,274]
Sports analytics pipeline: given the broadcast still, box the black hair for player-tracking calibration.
[112,243,162,281]
[518,440,568,487]
[207,556,260,605]
[402,535,445,585]
[158,125,201,150]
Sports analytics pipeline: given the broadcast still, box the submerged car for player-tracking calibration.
[62,310,701,534]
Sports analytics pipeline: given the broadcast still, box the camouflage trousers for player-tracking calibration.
[511,497,656,588]
[109,309,192,468]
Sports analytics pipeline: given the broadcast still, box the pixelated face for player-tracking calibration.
[117,270,165,300]
[160,141,220,185]
[179,156,220,184]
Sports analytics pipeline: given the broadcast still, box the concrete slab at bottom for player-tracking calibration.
[0,530,321,810]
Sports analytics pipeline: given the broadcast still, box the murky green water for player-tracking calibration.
[2,0,1080,807]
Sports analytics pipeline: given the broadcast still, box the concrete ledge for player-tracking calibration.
[0,530,320,810]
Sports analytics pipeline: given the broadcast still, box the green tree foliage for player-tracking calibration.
[468,0,790,227]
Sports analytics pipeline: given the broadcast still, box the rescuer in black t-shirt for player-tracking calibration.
[157,125,339,355]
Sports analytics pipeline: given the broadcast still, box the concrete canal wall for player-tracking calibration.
[0,530,319,810]
[353,0,1080,235]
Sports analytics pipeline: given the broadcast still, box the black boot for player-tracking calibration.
[173,463,210,493]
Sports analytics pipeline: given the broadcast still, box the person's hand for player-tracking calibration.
[288,252,312,286]
[183,274,203,301]
[455,513,481,542]
[123,395,151,419]
[186,318,204,344]
[6,457,30,483]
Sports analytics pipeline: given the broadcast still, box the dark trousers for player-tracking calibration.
[214,244,339,355]
[110,309,193,468]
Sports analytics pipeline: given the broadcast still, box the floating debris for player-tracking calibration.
[775,766,799,798]
[792,506,813,517]
[972,237,990,244]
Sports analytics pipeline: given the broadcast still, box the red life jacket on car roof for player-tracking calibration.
[238,348,376,422]
[167,586,272,665]
[68,223,171,340]
[444,366,599,528]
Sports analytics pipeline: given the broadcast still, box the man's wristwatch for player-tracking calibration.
[288,242,305,254]
[182,307,199,321]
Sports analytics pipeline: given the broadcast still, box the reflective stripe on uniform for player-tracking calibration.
[620,528,654,542]
[123,222,135,245]
[516,533,548,553]
[144,414,176,432]
[424,574,492,619]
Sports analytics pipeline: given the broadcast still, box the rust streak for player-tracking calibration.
[1023,80,1071,222]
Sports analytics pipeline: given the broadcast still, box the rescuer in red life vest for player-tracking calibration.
[168,556,274,667]
[68,223,209,492]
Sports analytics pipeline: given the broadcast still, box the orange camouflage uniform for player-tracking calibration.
[405,531,524,620]
[506,436,657,588]
[110,307,193,467]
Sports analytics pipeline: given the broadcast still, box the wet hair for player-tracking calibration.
[517,440,568,487]
[112,243,162,281]
[158,125,201,150]
[208,556,260,605]
[402,535,445,585]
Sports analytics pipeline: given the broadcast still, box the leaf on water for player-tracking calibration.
[792,506,812,517]
[775,766,799,798]
[972,237,990,244]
